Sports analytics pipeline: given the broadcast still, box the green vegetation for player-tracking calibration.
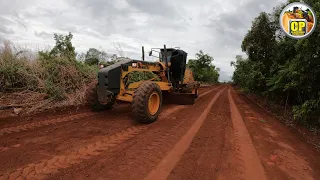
[84,48,108,65]
[231,0,320,129]
[0,33,98,113]
[188,50,220,84]
[126,71,160,86]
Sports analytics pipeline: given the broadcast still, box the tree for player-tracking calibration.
[39,32,76,61]
[187,50,219,83]
[113,42,124,57]
[84,48,108,65]
[76,52,86,62]
[241,12,276,76]
[232,0,320,128]
[110,54,118,61]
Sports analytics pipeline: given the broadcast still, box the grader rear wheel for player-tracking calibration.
[132,81,162,124]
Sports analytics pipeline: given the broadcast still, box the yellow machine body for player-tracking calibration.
[96,46,200,123]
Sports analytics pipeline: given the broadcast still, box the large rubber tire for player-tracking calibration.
[132,81,162,124]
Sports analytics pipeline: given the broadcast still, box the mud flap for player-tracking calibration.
[163,92,196,105]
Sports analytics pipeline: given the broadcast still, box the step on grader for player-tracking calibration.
[95,45,200,123]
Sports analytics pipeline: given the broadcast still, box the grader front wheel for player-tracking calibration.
[132,81,162,124]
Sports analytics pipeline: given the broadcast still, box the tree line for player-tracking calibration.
[231,0,320,128]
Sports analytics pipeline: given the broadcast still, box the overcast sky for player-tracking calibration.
[0,0,285,81]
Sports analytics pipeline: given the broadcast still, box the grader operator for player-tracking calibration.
[96,45,200,123]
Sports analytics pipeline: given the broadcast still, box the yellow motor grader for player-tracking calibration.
[95,45,200,123]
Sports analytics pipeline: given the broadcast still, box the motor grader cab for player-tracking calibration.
[96,45,200,123]
[160,48,188,90]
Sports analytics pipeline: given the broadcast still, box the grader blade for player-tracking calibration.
[163,93,196,105]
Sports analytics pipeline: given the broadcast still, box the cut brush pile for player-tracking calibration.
[0,37,98,117]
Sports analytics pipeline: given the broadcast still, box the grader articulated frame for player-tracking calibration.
[96,45,200,123]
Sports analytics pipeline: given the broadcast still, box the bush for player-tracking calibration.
[0,42,44,92]
[0,35,98,114]
[38,57,97,100]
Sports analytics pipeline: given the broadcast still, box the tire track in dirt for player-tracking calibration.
[198,85,220,98]
[0,111,132,156]
[0,87,221,180]
[0,126,147,180]
[0,144,21,153]
[133,86,224,163]
[232,89,320,180]
[0,86,215,138]
[0,107,134,176]
[0,85,221,180]
[198,86,221,98]
[228,88,267,180]
[47,85,224,180]
[0,111,182,180]
[0,112,95,136]
[0,103,134,157]
[0,87,215,155]
[108,114,189,179]
[163,87,242,180]
[145,87,225,180]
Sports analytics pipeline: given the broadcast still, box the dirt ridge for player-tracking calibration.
[0,126,147,180]
[0,112,95,136]
[145,87,226,180]
[228,88,267,180]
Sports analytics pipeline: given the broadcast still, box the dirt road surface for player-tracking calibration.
[0,85,320,180]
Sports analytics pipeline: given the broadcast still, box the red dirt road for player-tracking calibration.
[0,85,320,180]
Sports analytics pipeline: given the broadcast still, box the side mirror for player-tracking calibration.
[149,51,152,56]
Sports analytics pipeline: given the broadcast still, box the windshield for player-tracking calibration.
[160,52,171,62]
